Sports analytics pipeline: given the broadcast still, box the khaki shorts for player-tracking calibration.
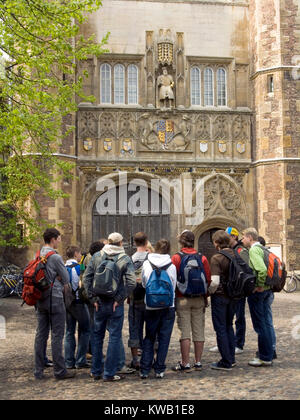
[176,297,206,342]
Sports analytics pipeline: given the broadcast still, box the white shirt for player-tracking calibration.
[142,253,177,310]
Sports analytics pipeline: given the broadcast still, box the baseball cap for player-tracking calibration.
[225,227,239,237]
[108,232,123,244]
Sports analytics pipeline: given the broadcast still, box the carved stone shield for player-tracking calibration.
[121,139,133,154]
[83,138,92,151]
[200,141,208,153]
[237,142,246,154]
[218,141,227,153]
[104,139,112,152]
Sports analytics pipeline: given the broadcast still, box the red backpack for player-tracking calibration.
[258,245,287,292]
[22,250,56,306]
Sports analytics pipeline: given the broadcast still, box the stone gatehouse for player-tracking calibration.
[20,0,300,268]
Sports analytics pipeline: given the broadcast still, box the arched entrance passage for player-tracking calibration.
[92,184,170,255]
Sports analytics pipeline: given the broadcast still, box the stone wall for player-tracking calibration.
[250,0,300,268]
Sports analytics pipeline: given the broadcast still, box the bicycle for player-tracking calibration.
[283,270,300,293]
[0,273,24,298]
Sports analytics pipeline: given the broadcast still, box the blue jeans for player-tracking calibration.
[248,290,274,362]
[128,302,146,349]
[265,291,276,351]
[211,295,237,368]
[140,307,175,375]
[64,302,90,368]
[235,298,246,350]
[91,301,124,378]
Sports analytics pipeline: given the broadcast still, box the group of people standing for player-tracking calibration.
[33,225,277,381]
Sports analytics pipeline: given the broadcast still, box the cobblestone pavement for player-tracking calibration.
[0,292,300,400]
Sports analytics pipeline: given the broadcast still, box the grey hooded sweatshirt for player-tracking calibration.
[40,246,70,299]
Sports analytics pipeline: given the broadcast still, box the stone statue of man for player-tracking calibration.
[158,67,174,109]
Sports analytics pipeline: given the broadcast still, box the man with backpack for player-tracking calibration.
[209,227,250,355]
[64,246,91,370]
[209,230,242,371]
[33,228,76,380]
[128,232,149,370]
[241,227,278,367]
[171,230,211,373]
[140,239,177,379]
[83,232,136,381]
[227,227,249,354]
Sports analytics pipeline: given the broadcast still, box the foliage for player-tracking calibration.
[0,0,108,246]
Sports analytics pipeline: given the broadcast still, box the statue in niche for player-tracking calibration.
[158,67,174,109]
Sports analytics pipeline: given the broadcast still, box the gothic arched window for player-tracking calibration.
[204,67,214,106]
[191,66,201,106]
[128,64,138,104]
[100,63,111,104]
[217,67,227,106]
[114,64,125,104]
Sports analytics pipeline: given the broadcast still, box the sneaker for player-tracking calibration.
[155,372,164,379]
[235,347,244,355]
[210,362,232,371]
[76,362,92,369]
[256,350,277,360]
[117,366,136,374]
[172,362,192,373]
[44,359,53,368]
[129,361,140,370]
[209,346,219,353]
[140,373,149,379]
[103,375,124,382]
[248,358,273,367]
[193,362,203,371]
[55,371,76,380]
[90,373,101,381]
[232,361,237,367]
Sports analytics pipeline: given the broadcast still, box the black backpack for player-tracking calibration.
[132,254,148,302]
[219,250,256,300]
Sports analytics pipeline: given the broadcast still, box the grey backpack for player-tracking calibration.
[93,253,126,298]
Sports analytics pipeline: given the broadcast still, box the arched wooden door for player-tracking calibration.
[198,228,219,263]
[92,184,170,255]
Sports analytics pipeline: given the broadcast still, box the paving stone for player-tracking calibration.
[0,292,300,400]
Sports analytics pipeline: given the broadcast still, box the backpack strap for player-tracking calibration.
[149,261,172,272]
[66,262,80,291]
[218,250,234,262]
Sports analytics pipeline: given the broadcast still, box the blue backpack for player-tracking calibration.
[145,262,174,309]
[66,262,81,297]
[177,252,207,297]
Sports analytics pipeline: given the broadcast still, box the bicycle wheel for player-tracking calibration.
[283,276,297,293]
[0,280,11,298]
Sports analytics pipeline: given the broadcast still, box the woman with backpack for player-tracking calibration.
[140,239,177,379]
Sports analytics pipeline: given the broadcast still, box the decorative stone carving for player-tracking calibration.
[203,175,246,224]
[195,114,210,140]
[99,112,117,138]
[157,29,174,65]
[119,112,135,139]
[78,112,99,138]
[213,115,228,140]
[232,115,248,140]
[138,113,191,152]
